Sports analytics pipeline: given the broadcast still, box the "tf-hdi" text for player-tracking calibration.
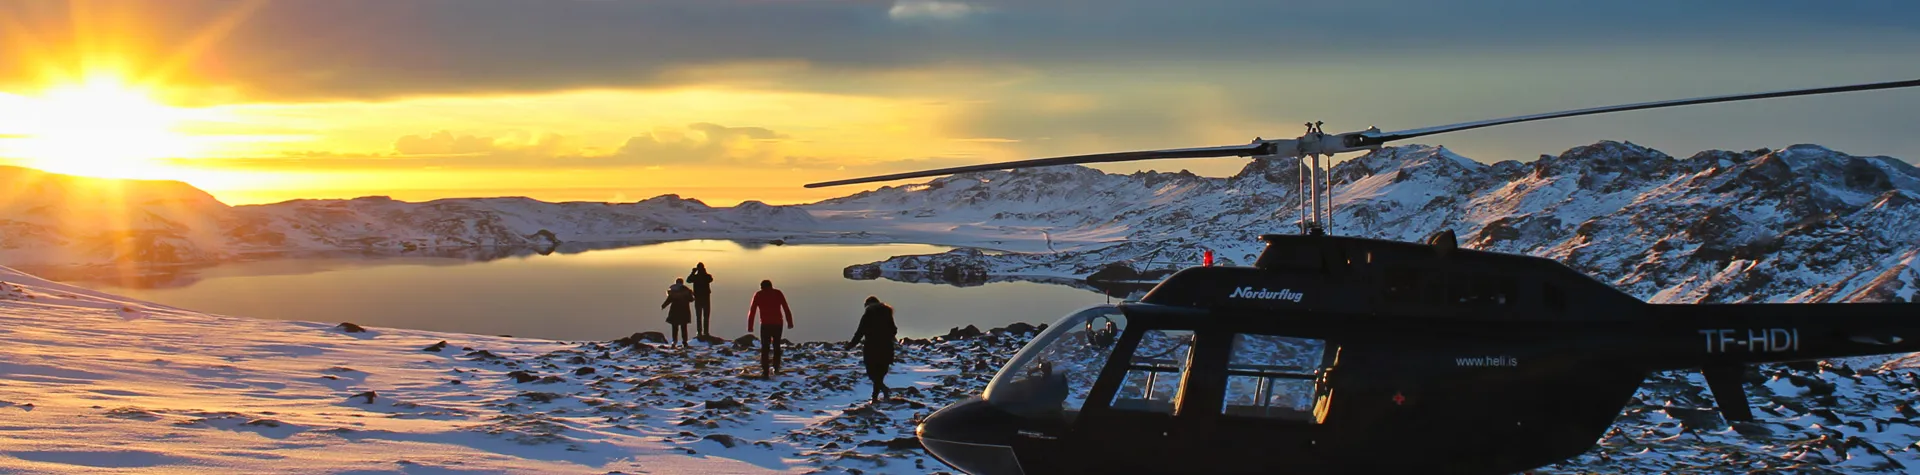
[1699,328,1799,353]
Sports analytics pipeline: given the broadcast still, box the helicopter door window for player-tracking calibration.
[1111,329,1195,414]
[1220,334,1329,422]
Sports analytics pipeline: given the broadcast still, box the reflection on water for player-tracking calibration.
[844,270,1155,299]
[20,241,663,289]
[22,240,1114,343]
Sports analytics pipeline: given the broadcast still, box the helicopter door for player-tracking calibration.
[1196,333,1338,471]
[1072,328,1196,467]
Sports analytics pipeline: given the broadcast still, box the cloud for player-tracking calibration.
[179,123,816,170]
[168,120,1008,185]
[889,1,977,21]
[1,1,1913,103]
[393,131,497,155]
[612,123,791,165]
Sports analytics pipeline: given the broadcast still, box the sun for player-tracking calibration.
[0,76,203,179]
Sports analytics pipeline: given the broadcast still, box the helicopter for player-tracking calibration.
[805,78,1920,475]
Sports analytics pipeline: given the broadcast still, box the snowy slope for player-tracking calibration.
[5,264,1920,474]
[834,142,1920,304]
[0,264,1019,474]
[0,166,237,265]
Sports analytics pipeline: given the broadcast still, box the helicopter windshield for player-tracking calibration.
[982,305,1126,420]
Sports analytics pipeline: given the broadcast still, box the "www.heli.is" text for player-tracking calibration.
[1455,356,1519,367]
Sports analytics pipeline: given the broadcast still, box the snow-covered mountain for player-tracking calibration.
[834,142,1920,304]
[6,140,1916,307]
[0,166,817,266]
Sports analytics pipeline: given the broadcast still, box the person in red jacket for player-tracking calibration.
[747,279,794,377]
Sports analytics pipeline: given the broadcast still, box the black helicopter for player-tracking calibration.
[806,78,1920,475]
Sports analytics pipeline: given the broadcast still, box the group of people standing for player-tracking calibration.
[658,262,897,401]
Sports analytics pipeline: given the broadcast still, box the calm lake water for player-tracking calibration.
[29,240,1114,343]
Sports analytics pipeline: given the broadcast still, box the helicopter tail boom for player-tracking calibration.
[1644,303,1920,366]
[1624,303,1920,422]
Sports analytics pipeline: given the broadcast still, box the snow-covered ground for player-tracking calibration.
[0,264,1028,474]
[7,261,1920,474]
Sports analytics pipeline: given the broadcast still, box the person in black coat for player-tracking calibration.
[662,279,694,347]
[687,263,714,337]
[846,295,897,401]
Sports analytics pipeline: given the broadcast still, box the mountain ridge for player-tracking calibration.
[0,165,819,266]
[837,141,1920,304]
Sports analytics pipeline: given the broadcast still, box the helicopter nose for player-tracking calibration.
[917,397,1028,475]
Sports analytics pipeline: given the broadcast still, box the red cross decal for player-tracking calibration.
[1392,392,1406,405]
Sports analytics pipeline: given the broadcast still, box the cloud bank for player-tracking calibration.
[2,0,1914,103]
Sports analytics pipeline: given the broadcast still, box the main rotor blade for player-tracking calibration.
[1364,78,1920,144]
[803,142,1274,188]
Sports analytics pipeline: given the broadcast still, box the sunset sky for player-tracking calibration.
[1,0,1917,206]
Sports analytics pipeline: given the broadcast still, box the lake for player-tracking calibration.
[24,240,1116,343]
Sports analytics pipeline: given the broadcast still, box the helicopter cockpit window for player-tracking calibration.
[1111,329,1195,414]
[1221,334,1331,422]
[982,306,1127,420]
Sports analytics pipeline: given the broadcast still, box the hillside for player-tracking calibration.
[0,165,818,266]
[835,142,1920,304]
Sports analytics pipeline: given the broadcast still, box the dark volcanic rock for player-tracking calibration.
[506,371,539,383]
[702,433,739,448]
[884,437,922,451]
[944,325,983,340]
[706,397,744,411]
[612,332,662,348]
[336,322,366,333]
[1004,322,1038,336]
